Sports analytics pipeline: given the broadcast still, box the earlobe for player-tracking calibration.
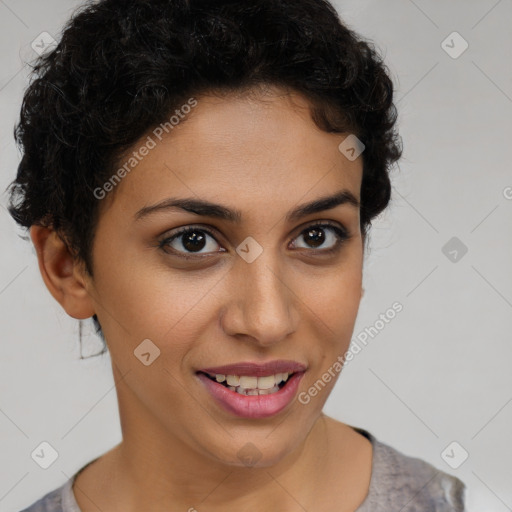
[29,225,96,320]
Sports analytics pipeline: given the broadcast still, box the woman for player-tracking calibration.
[8,0,466,510]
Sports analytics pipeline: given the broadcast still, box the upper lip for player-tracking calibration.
[198,360,307,377]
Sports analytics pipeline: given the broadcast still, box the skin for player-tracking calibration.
[30,85,372,512]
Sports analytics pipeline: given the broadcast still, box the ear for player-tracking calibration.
[29,225,96,320]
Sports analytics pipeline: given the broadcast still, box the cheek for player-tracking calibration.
[91,257,222,371]
[96,250,210,328]
[328,280,362,324]
[301,262,362,333]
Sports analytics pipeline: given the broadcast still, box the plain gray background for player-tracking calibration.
[1,1,511,511]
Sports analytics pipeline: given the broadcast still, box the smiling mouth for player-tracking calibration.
[197,371,295,396]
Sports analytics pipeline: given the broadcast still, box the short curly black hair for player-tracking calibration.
[6,0,402,353]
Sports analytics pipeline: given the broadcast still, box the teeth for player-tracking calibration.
[210,372,291,393]
[259,385,280,395]
[239,376,258,389]
[234,385,281,396]
[257,375,276,390]
[226,375,240,386]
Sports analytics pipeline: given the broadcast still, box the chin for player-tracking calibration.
[207,434,301,470]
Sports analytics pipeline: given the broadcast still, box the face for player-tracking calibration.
[78,86,364,469]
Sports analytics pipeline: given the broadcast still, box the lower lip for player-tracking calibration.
[197,372,305,419]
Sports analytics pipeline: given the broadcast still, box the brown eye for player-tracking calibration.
[179,231,207,252]
[291,222,349,252]
[159,227,223,256]
[303,226,326,248]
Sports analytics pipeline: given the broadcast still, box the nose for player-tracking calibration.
[220,253,299,347]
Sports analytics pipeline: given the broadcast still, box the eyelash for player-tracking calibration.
[157,221,351,260]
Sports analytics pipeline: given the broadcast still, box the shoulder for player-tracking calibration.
[353,427,467,512]
[19,478,76,512]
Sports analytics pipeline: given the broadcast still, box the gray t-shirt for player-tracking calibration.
[20,428,466,511]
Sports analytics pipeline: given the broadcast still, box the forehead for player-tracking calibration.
[98,87,363,220]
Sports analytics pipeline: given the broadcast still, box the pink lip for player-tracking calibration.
[199,360,307,377]
[197,371,306,418]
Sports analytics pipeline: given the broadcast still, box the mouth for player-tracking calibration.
[195,366,306,419]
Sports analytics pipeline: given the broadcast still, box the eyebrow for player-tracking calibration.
[134,189,360,223]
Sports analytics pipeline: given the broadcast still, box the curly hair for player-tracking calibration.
[6,0,402,353]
